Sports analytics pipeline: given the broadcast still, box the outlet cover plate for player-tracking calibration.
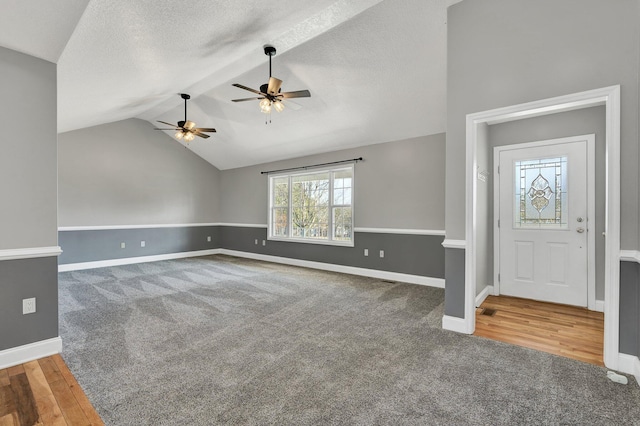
[23,298,36,314]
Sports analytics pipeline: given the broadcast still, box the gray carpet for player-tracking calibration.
[58,255,640,425]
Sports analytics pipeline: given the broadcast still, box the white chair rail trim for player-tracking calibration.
[0,246,62,261]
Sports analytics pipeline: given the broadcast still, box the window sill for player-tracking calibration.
[267,237,354,248]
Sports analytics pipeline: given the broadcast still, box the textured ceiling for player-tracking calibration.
[3,0,459,170]
[0,0,89,63]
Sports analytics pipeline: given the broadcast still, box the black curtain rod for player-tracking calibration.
[260,157,363,175]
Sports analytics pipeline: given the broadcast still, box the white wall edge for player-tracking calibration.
[0,337,62,370]
[617,353,640,387]
[620,250,640,263]
[0,246,62,261]
[442,315,472,334]
[595,300,605,313]
[442,239,466,249]
[475,285,493,307]
[58,249,222,272]
[220,249,445,288]
[354,227,446,236]
[58,223,219,231]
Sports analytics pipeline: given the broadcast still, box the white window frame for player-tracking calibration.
[268,164,355,247]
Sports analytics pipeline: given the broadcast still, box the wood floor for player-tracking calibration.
[0,354,103,426]
[475,295,604,366]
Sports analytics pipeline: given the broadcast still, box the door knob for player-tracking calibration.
[577,227,585,233]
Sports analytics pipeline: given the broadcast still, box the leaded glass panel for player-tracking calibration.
[514,156,568,228]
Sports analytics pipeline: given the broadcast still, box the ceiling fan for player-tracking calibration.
[155,93,216,142]
[232,45,311,118]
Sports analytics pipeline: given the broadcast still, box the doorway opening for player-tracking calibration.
[463,86,620,369]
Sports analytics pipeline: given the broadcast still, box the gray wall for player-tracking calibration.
[58,132,446,279]
[446,0,639,249]
[221,227,444,279]
[220,134,446,230]
[620,261,640,358]
[58,118,221,227]
[0,46,59,351]
[59,226,221,264]
[0,47,58,250]
[446,0,640,349]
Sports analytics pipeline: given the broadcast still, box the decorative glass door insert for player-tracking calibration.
[513,156,568,228]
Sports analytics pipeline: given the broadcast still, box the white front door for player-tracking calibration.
[496,136,592,307]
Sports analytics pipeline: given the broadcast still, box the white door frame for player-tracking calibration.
[464,86,620,370]
[493,135,596,309]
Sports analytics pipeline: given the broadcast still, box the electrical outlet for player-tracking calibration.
[207,236,211,242]
[364,249,369,256]
[140,241,146,247]
[262,240,266,246]
[23,298,36,315]
[255,239,258,245]
[120,242,126,249]
[379,250,384,258]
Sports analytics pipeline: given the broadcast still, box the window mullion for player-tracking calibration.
[328,171,334,241]
[288,175,293,239]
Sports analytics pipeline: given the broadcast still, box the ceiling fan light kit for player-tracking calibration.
[232,45,311,123]
[154,93,216,143]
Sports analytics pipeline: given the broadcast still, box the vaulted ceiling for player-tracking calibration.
[2,0,459,169]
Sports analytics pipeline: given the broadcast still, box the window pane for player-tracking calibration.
[334,189,344,204]
[272,207,288,236]
[333,207,353,240]
[272,179,289,207]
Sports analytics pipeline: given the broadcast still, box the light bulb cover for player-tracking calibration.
[273,100,285,112]
[259,98,272,113]
[175,131,184,140]
[184,132,195,142]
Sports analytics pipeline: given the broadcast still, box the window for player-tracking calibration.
[269,165,354,245]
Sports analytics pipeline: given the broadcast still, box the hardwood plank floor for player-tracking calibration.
[0,355,103,426]
[475,295,604,366]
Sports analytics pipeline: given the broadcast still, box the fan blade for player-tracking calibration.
[157,120,180,128]
[231,97,263,102]
[267,77,283,96]
[281,99,302,111]
[154,128,178,130]
[232,83,265,96]
[196,128,217,133]
[194,131,210,139]
[280,90,311,99]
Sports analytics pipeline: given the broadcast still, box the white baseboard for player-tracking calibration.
[220,249,445,288]
[442,315,473,334]
[0,337,62,370]
[58,248,445,289]
[617,353,640,387]
[58,249,222,272]
[475,285,493,307]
